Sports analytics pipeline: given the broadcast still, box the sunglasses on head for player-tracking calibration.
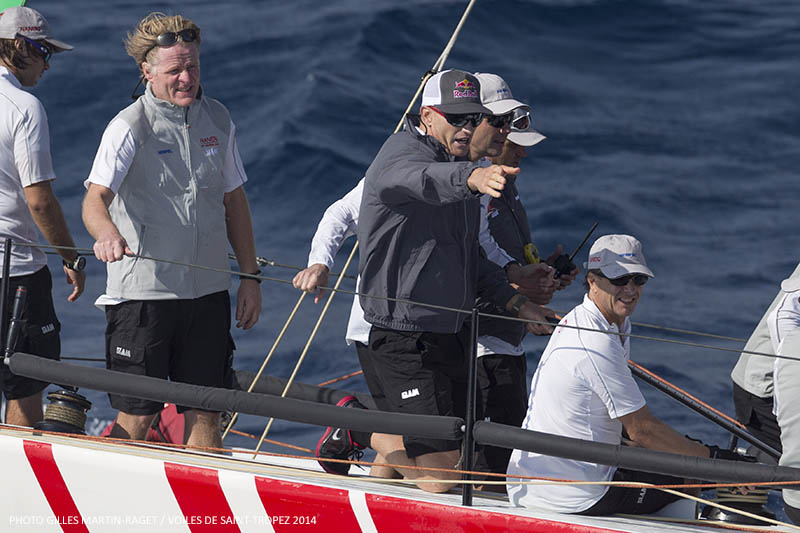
[598,272,649,287]
[511,109,531,131]
[154,28,199,47]
[429,107,483,128]
[485,112,514,129]
[18,34,51,63]
[144,28,199,59]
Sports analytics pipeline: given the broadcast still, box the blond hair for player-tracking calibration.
[124,12,201,71]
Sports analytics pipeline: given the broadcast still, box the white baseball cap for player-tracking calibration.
[584,234,654,279]
[474,72,527,115]
[0,6,73,52]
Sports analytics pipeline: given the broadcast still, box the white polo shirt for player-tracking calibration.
[0,66,54,276]
[507,294,646,513]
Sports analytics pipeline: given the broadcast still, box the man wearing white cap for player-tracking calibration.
[0,6,84,427]
[507,235,743,515]
[471,72,578,480]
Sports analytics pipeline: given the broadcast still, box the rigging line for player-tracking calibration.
[21,242,793,361]
[628,360,746,430]
[221,292,306,442]
[478,309,800,363]
[228,252,356,280]
[552,308,748,343]
[253,241,360,458]
[393,0,478,133]
[29,242,757,346]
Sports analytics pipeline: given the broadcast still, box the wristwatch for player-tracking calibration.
[63,256,86,272]
[509,294,530,316]
[239,268,262,284]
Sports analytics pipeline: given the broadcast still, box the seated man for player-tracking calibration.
[507,235,744,515]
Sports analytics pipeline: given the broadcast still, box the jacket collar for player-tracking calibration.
[143,82,202,123]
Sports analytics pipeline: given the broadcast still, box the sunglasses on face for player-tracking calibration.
[600,273,649,287]
[485,112,514,129]
[511,110,531,131]
[18,34,51,63]
[429,107,484,128]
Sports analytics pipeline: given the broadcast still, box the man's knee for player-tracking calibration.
[110,412,157,440]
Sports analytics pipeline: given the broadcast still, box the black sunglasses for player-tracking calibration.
[154,28,199,47]
[430,107,484,128]
[598,272,649,287]
[144,29,199,60]
[485,112,514,129]
[18,34,51,63]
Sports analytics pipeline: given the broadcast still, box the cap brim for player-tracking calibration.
[44,38,73,52]
[508,130,546,147]
[483,98,527,116]
[435,102,492,115]
[591,263,655,279]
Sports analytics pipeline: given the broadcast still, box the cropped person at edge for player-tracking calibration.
[0,6,85,427]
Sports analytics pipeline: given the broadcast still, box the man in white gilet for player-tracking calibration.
[82,13,261,448]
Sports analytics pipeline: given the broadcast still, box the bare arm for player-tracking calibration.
[24,181,85,302]
[81,183,132,262]
[224,186,261,330]
[619,405,710,457]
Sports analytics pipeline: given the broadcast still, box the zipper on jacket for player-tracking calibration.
[183,106,199,297]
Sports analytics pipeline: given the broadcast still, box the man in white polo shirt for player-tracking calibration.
[507,235,745,515]
[0,6,84,426]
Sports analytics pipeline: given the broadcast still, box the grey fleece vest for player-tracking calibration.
[105,86,232,300]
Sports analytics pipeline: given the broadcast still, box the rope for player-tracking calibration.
[252,241,359,457]
[221,292,306,441]
[19,242,792,363]
[317,369,363,387]
[628,360,747,430]
[393,0,479,133]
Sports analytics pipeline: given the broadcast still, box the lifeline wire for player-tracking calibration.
[18,241,798,363]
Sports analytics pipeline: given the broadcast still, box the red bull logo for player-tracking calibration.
[200,136,219,147]
[453,78,477,99]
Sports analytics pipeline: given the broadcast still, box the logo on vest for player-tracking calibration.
[41,323,55,334]
[115,346,132,358]
[158,149,173,155]
[200,136,220,147]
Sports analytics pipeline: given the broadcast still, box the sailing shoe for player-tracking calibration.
[316,395,366,475]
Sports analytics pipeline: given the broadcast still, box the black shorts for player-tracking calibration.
[577,468,683,516]
[355,341,391,411]
[2,266,60,400]
[474,353,528,475]
[105,291,234,415]
[365,325,474,458]
[732,382,782,455]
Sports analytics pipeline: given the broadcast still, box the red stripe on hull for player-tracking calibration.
[254,477,360,531]
[164,462,240,532]
[365,493,626,533]
[23,440,89,533]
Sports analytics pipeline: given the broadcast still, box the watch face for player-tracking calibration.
[75,256,86,271]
